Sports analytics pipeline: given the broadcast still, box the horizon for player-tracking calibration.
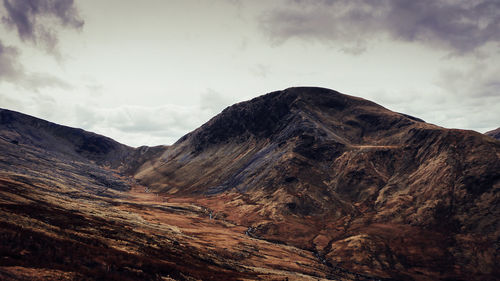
[1,0,499,147]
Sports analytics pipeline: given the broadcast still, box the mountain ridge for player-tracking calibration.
[0,108,134,167]
[179,87,425,151]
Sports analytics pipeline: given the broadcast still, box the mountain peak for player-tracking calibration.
[180,87,421,151]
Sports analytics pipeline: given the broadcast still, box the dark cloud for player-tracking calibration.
[2,0,84,52]
[0,0,82,88]
[0,39,71,90]
[260,0,500,54]
[0,40,22,80]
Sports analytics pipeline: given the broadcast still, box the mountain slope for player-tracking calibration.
[134,87,500,280]
[0,108,167,174]
[0,108,135,167]
[486,127,500,140]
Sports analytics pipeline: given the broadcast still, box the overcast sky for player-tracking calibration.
[0,0,499,147]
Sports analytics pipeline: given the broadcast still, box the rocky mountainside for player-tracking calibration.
[134,87,500,280]
[485,127,500,140]
[0,87,499,281]
[0,108,167,173]
[0,108,134,167]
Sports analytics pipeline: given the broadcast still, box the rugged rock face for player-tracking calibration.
[485,127,500,140]
[134,87,500,280]
[1,87,499,281]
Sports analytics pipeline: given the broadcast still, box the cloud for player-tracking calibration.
[260,0,500,54]
[364,86,500,135]
[0,0,83,89]
[71,104,206,147]
[0,90,23,110]
[23,72,71,90]
[370,62,500,133]
[85,83,103,97]
[430,63,500,131]
[436,63,500,98]
[0,40,71,90]
[249,64,270,78]
[0,40,22,80]
[65,89,236,147]
[1,0,84,53]
[199,89,234,114]
[65,90,234,147]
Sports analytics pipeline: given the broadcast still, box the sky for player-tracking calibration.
[0,0,499,147]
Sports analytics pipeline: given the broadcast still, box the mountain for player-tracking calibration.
[486,127,500,140]
[134,87,500,280]
[0,108,168,175]
[0,108,134,166]
[1,87,499,281]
